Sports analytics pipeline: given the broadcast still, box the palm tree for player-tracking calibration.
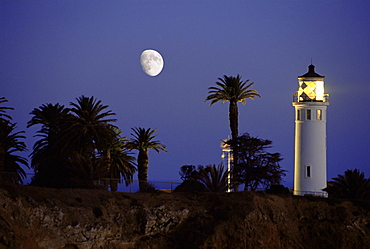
[325,169,370,200]
[96,127,137,191]
[27,103,71,187]
[0,97,14,176]
[0,97,28,184]
[126,127,166,192]
[0,97,13,122]
[58,96,118,186]
[27,103,70,170]
[195,164,229,192]
[0,121,28,183]
[205,75,260,189]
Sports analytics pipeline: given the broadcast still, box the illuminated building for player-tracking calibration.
[292,65,329,197]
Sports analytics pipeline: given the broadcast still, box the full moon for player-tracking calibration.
[140,49,164,76]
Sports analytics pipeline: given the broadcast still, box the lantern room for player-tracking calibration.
[295,64,328,102]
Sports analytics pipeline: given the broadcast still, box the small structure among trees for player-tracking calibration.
[176,133,286,193]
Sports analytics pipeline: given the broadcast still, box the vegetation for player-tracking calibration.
[95,128,136,191]
[228,133,286,191]
[27,96,136,189]
[126,127,166,192]
[176,164,229,192]
[176,133,285,193]
[195,164,229,192]
[205,75,260,189]
[0,97,28,184]
[325,169,370,200]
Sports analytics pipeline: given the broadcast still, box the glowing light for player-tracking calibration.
[297,80,325,102]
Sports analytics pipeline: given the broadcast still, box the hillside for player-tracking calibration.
[0,184,369,249]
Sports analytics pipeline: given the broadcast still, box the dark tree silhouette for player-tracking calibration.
[126,127,166,192]
[230,133,286,191]
[0,121,28,183]
[96,127,136,191]
[205,75,260,190]
[27,96,133,189]
[325,169,370,200]
[179,165,196,181]
[0,97,28,183]
[27,103,71,187]
[58,96,118,187]
[194,164,229,192]
[177,164,230,193]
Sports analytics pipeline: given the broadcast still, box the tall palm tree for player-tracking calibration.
[27,103,71,187]
[96,127,137,191]
[325,169,370,200]
[126,127,166,192]
[205,75,260,189]
[0,121,28,183]
[27,103,70,170]
[59,96,118,185]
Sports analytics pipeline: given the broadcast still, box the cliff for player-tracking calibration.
[0,184,369,249]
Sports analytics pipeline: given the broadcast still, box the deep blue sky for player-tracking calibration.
[1,1,369,187]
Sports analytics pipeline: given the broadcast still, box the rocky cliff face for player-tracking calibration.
[0,184,369,249]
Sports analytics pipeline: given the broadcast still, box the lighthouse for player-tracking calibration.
[292,64,329,197]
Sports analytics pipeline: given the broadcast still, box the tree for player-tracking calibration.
[179,165,196,181]
[205,75,260,189]
[58,96,118,187]
[0,97,28,183]
[325,169,370,200]
[0,97,14,176]
[230,133,286,191]
[27,96,123,189]
[0,122,28,184]
[0,97,13,122]
[176,164,230,193]
[126,127,166,192]
[27,103,71,187]
[96,127,136,191]
[194,164,229,192]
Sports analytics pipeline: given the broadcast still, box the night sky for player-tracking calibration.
[2,1,369,187]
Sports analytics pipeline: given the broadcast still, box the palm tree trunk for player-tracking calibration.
[138,150,149,192]
[229,101,239,191]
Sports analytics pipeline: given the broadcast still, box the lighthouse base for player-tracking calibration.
[293,190,328,198]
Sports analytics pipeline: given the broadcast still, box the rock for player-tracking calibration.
[0,184,369,249]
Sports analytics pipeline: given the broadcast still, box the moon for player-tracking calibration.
[140,49,164,76]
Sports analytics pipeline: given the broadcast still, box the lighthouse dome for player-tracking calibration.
[300,64,324,78]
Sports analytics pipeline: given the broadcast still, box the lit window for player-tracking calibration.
[297,109,301,120]
[306,109,311,120]
[306,166,311,178]
[317,109,322,120]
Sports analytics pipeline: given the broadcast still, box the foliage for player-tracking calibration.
[229,133,286,191]
[266,185,290,195]
[27,96,135,189]
[324,169,370,200]
[205,75,260,190]
[95,128,136,191]
[126,127,166,192]
[195,164,230,192]
[178,164,230,192]
[174,179,208,192]
[0,97,28,184]
[179,165,196,181]
[27,103,70,175]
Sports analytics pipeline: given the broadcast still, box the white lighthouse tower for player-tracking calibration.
[292,64,329,197]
